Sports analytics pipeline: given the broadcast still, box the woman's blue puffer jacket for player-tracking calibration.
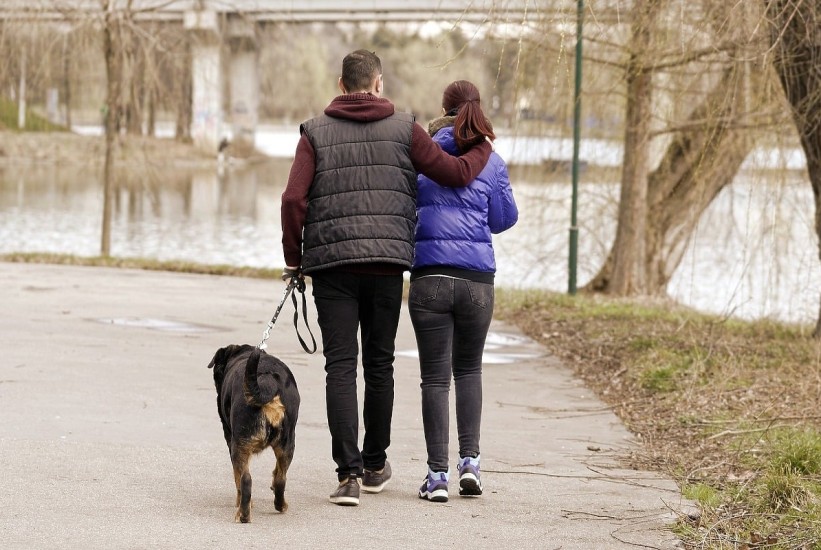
[413,123,518,273]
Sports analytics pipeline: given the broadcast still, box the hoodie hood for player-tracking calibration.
[324,93,395,122]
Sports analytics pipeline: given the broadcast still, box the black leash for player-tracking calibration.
[258,276,317,354]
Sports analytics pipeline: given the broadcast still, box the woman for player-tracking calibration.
[410,80,518,502]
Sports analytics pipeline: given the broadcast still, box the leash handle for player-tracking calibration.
[291,278,317,354]
[258,279,296,349]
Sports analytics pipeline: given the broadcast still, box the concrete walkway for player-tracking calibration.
[0,263,691,549]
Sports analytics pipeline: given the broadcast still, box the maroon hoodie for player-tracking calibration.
[280,93,492,270]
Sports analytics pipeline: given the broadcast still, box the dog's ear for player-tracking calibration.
[208,346,230,369]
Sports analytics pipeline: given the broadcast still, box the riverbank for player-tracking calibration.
[5,251,821,548]
[493,289,821,548]
[0,130,215,167]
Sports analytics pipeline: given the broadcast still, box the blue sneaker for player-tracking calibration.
[418,469,449,502]
[457,455,483,496]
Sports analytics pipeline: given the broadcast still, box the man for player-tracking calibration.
[281,49,492,506]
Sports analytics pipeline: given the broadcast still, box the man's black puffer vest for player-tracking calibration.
[299,112,417,274]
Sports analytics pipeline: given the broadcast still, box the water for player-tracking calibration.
[1,147,819,326]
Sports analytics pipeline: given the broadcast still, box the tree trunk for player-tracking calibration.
[593,0,660,295]
[123,23,142,135]
[62,31,72,129]
[175,38,192,143]
[146,85,156,137]
[644,65,755,291]
[586,64,758,294]
[768,0,821,337]
[101,3,120,257]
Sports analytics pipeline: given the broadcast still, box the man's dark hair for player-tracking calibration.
[341,50,382,93]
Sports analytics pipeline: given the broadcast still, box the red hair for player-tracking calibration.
[442,80,495,152]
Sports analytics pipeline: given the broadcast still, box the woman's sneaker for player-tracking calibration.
[418,469,449,502]
[457,455,483,496]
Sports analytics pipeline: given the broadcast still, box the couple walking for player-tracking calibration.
[280,49,519,505]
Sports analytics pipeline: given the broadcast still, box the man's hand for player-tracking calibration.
[281,266,302,281]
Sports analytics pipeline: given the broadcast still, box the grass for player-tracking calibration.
[0,97,67,132]
[493,286,821,549]
[6,253,821,547]
[0,252,282,279]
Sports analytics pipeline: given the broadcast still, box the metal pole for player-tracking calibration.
[568,0,584,295]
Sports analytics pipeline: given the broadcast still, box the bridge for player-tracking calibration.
[0,1,601,151]
[4,1,564,23]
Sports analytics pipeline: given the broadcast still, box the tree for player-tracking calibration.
[768,0,821,336]
[604,0,662,295]
[100,0,121,256]
[584,1,772,296]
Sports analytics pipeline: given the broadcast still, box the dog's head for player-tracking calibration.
[207,344,250,390]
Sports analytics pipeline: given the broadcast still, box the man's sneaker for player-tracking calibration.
[329,475,360,506]
[362,460,392,493]
[418,469,449,502]
[457,455,483,496]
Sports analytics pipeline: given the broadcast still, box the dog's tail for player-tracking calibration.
[244,348,286,427]
[244,347,267,406]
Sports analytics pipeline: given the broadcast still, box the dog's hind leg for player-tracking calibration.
[271,442,294,512]
[231,447,253,523]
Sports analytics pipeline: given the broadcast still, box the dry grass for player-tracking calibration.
[494,288,821,549]
[0,253,281,279]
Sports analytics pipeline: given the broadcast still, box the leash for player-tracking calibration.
[258,275,317,354]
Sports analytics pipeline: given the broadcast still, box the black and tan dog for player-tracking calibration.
[207,344,300,523]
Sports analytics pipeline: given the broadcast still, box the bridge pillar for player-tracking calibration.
[225,16,259,157]
[184,10,223,153]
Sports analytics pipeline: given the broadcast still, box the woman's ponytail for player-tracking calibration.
[442,81,496,152]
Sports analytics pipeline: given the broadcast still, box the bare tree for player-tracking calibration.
[100,0,121,256]
[584,1,773,296]
[604,0,663,295]
[768,0,821,336]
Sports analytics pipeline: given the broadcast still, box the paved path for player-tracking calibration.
[0,263,691,549]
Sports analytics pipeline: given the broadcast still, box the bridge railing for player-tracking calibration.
[0,0,592,24]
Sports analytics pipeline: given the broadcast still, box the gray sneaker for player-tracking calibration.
[329,475,360,506]
[362,460,392,493]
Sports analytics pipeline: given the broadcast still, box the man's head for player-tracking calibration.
[339,49,383,96]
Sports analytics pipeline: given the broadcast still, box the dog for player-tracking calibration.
[207,344,300,523]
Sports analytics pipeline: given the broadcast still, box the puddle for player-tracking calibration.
[396,331,540,365]
[396,349,539,365]
[93,317,225,333]
[484,331,532,347]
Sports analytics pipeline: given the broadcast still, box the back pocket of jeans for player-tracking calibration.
[409,277,441,305]
[466,280,493,309]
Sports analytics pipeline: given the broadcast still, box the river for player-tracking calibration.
[1,130,818,326]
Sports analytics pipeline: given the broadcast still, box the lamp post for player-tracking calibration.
[568,0,584,295]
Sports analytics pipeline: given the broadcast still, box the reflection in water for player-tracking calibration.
[0,159,292,267]
[0,160,819,325]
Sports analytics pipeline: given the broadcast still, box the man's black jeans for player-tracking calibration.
[311,271,403,480]
[408,275,494,473]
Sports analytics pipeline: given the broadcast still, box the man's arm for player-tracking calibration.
[281,134,315,268]
[409,124,491,187]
